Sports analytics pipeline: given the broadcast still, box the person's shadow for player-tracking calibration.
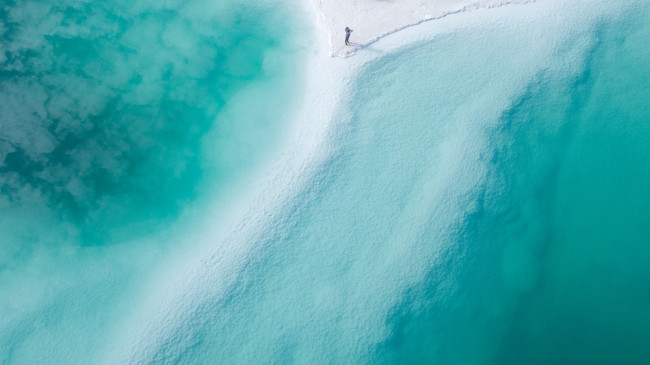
[353,41,384,55]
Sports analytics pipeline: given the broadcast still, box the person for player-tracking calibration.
[345,27,353,45]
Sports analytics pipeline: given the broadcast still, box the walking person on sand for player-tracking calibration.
[345,27,353,45]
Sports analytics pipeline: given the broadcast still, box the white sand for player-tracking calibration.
[104,0,636,362]
[312,0,531,56]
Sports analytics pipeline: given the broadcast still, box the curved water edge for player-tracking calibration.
[1,0,650,363]
[0,0,313,362]
[110,0,650,363]
[330,0,535,57]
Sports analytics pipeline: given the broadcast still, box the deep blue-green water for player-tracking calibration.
[1,0,650,363]
[381,4,650,362]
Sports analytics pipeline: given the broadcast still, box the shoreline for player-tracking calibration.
[108,0,547,360]
[312,0,532,57]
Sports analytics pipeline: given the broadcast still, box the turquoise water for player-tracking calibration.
[0,0,302,248]
[494,10,650,363]
[0,0,306,363]
[382,4,650,364]
[2,0,650,363]
[110,2,650,363]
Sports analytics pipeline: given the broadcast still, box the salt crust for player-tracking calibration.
[109,0,622,362]
[312,0,531,57]
[112,0,544,361]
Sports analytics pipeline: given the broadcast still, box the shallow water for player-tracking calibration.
[2,0,650,363]
[381,3,650,363]
[0,0,306,363]
[494,10,650,363]
[0,0,302,248]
